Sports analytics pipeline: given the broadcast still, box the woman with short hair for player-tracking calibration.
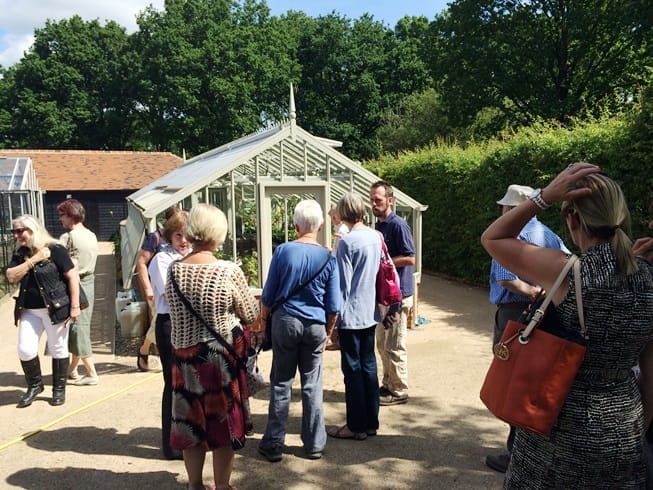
[166,203,258,490]
[258,199,340,462]
[57,198,99,386]
[327,192,382,440]
[6,214,80,407]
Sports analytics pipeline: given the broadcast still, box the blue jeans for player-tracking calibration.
[261,312,327,453]
[339,325,379,433]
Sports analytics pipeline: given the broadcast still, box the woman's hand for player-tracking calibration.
[634,237,653,264]
[541,162,602,204]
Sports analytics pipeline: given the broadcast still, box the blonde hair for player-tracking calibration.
[562,171,637,274]
[184,204,228,248]
[161,210,189,243]
[12,214,58,253]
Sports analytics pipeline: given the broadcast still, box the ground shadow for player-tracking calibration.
[6,467,180,490]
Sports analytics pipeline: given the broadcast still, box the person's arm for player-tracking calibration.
[391,222,416,268]
[392,255,415,268]
[64,265,81,321]
[231,266,259,325]
[633,237,653,265]
[136,249,155,300]
[498,278,543,302]
[481,163,600,300]
[6,247,51,284]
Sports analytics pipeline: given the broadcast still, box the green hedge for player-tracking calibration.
[366,113,653,286]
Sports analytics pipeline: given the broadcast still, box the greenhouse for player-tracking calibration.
[122,89,427,311]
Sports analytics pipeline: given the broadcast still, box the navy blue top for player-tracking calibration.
[261,241,340,323]
[376,212,416,298]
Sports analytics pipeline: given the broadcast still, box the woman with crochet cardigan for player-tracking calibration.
[165,204,259,490]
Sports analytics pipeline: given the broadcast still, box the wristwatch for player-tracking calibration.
[529,188,551,210]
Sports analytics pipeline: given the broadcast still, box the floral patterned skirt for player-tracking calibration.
[170,327,252,451]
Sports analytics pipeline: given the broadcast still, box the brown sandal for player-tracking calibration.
[326,424,367,440]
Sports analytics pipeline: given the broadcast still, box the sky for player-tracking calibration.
[0,0,450,69]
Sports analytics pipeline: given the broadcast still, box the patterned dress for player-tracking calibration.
[506,243,653,488]
[166,260,259,451]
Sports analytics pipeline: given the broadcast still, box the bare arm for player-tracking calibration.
[633,237,653,265]
[136,249,154,301]
[392,255,415,268]
[6,247,51,284]
[65,266,81,321]
[498,279,542,303]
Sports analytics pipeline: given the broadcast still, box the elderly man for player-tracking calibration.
[485,184,570,473]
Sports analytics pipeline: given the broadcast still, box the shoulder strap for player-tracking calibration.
[522,255,582,339]
[270,249,332,314]
[169,263,246,368]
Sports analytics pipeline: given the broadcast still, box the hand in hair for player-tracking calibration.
[633,236,653,265]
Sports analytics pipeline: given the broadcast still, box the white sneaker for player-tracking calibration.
[68,369,81,381]
[73,375,99,386]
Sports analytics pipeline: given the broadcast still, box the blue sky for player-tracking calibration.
[0,0,450,69]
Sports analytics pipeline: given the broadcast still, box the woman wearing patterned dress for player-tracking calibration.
[481,163,653,488]
[166,204,259,490]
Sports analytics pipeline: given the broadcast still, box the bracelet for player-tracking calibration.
[25,257,34,269]
[529,188,551,210]
[71,305,80,309]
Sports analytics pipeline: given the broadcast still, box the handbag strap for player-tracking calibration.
[375,230,391,263]
[169,264,246,369]
[270,249,331,314]
[522,255,586,339]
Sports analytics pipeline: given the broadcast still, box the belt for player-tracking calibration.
[496,302,529,309]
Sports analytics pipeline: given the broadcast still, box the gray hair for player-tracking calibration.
[185,203,228,248]
[294,199,324,234]
[337,192,366,224]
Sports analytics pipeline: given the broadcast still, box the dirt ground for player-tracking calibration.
[0,271,506,489]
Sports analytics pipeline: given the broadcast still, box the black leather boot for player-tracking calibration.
[17,357,44,408]
[50,357,69,406]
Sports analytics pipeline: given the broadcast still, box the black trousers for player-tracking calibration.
[154,313,175,457]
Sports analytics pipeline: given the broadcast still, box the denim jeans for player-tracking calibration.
[260,312,327,453]
[339,325,379,433]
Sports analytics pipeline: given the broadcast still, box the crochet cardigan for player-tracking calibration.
[166,260,259,349]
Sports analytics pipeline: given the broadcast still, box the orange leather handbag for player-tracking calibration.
[480,255,586,436]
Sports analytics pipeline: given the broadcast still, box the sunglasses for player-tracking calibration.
[11,228,29,235]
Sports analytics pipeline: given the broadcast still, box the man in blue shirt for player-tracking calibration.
[370,181,416,406]
[486,184,569,473]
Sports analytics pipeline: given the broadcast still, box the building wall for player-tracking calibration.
[44,190,132,241]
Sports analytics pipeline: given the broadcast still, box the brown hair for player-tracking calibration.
[57,199,85,224]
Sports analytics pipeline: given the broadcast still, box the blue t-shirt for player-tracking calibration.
[261,241,340,323]
[489,217,570,304]
[376,212,416,298]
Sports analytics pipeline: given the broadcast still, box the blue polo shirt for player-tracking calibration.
[376,212,416,298]
[489,216,570,304]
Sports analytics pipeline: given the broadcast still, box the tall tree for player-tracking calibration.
[430,0,652,130]
[4,16,133,148]
[133,0,299,155]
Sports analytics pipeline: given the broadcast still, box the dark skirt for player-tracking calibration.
[170,327,252,451]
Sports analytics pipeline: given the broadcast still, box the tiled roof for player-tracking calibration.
[0,149,183,191]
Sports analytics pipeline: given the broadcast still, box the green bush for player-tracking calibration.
[366,105,653,285]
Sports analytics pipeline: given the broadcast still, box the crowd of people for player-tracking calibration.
[7,167,653,489]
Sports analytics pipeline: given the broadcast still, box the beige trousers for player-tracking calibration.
[375,296,411,397]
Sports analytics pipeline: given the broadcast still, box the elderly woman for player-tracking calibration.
[481,163,653,487]
[148,210,190,460]
[258,199,340,462]
[57,199,100,386]
[327,192,382,440]
[166,203,258,490]
[6,215,80,407]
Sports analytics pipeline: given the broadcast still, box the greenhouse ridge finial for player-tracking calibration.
[289,83,296,129]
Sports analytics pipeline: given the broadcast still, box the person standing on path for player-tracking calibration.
[485,184,570,473]
[370,181,416,406]
[58,199,100,386]
[327,193,382,440]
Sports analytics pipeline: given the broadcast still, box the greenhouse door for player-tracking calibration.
[258,183,328,285]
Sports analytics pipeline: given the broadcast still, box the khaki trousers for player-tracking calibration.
[375,296,411,397]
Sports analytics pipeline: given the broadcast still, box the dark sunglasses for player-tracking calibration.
[11,228,29,235]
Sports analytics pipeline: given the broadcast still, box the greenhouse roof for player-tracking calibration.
[0,155,39,191]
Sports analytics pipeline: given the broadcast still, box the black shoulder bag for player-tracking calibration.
[260,250,332,351]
